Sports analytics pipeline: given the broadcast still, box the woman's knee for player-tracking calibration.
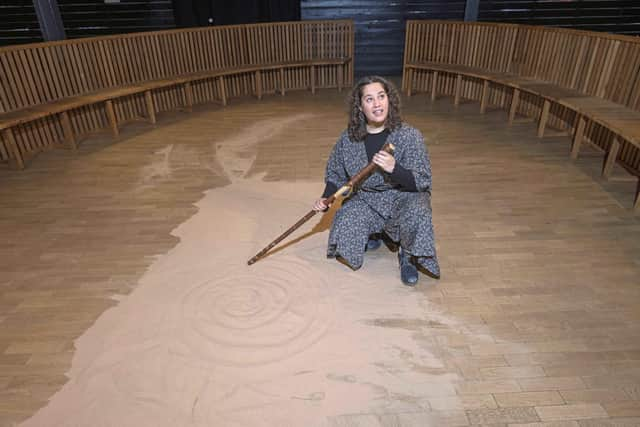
[395,192,432,220]
[334,201,381,236]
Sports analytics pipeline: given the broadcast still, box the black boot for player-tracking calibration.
[398,248,418,286]
[365,236,382,252]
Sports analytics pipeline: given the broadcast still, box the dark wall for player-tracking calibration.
[301,1,466,77]
[58,0,175,39]
[172,0,300,27]
[1,1,43,46]
[1,1,639,59]
[479,0,640,36]
[0,0,299,47]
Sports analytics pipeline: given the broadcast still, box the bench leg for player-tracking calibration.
[2,128,24,170]
[509,89,520,124]
[183,82,193,113]
[280,68,285,96]
[602,137,620,179]
[105,99,119,139]
[255,71,262,100]
[431,71,438,102]
[60,111,77,149]
[218,76,227,106]
[537,99,550,138]
[407,68,413,97]
[570,115,585,159]
[310,65,315,95]
[480,80,489,114]
[454,74,462,106]
[144,90,157,124]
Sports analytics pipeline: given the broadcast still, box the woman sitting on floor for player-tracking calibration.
[313,75,440,286]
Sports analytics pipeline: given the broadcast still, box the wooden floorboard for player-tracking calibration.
[0,88,639,426]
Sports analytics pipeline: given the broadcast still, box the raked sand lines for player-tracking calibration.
[179,257,334,367]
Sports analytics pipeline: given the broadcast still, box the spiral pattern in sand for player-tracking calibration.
[180,259,333,366]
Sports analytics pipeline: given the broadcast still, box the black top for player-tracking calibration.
[322,129,417,198]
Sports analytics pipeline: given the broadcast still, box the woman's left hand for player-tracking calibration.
[373,150,396,173]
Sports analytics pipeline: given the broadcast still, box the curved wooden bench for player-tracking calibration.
[403,21,640,211]
[0,20,354,169]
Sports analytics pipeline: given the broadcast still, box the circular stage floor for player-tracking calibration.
[1,87,639,426]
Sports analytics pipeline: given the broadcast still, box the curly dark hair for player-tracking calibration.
[347,75,402,141]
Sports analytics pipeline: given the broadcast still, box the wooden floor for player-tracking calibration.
[1,86,639,426]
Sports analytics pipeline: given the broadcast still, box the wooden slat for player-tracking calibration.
[431,71,438,102]
[480,80,489,114]
[255,70,262,99]
[104,100,119,138]
[218,76,227,106]
[1,127,23,169]
[59,110,76,149]
[571,116,586,159]
[603,137,620,178]
[144,90,156,124]
[537,99,550,138]
[454,74,462,106]
[509,88,520,124]
[183,82,193,112]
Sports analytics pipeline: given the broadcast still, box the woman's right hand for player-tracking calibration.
[313,197,330,212]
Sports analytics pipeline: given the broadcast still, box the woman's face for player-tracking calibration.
[359,82,388,126]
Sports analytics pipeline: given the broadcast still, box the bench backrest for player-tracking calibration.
[403,20,640,110]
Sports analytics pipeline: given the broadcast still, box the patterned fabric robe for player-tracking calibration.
[325,123,440,278]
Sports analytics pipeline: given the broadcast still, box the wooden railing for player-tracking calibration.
[403,20,640,211]
[0,20,354,167]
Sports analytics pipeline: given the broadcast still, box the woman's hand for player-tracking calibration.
[313,197,330,212]
[373,150,396,173]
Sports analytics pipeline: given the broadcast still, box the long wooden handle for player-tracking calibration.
[246,183,349,265]
[247,209,318,265]
[247,142,394,265]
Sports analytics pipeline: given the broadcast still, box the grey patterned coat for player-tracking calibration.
[325,123,440,278]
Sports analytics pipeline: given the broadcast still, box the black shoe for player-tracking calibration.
[365,237,382,252]
[398,248,419,286]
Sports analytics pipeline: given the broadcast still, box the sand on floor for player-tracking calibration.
[20,114,460,427]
